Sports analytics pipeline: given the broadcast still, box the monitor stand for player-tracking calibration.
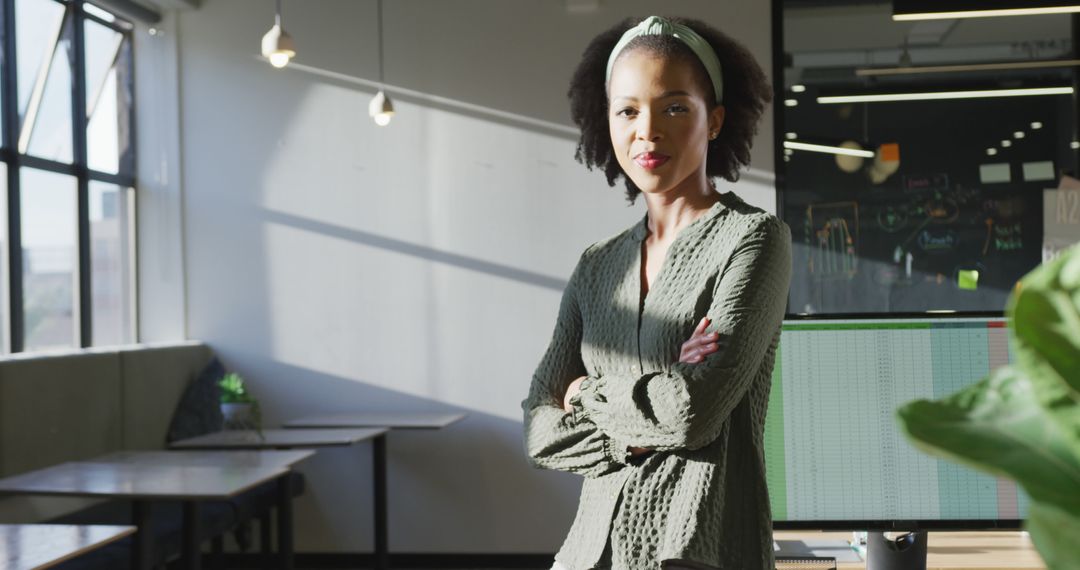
[866,531,927,570]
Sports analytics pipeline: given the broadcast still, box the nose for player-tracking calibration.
[635,110,662,142]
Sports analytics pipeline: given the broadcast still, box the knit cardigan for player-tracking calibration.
[522,191,792,570]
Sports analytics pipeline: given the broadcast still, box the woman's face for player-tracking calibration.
[607,49,725,198]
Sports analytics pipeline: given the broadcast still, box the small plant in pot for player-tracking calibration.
[219,372,263,438]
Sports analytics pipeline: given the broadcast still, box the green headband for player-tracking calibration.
[605,16,724,104]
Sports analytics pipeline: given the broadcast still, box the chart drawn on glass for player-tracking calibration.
[806,202,859,279]
[894,191,961,258]
[787,170,1045,313]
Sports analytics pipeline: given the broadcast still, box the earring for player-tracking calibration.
[709,131,718,140]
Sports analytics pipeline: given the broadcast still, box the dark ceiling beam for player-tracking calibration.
[91,0,162,24]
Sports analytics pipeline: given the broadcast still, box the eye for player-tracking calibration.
[615,107,637,118]
[666,104,689,114]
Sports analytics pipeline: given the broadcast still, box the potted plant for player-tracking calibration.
[896,244,1080,569]
[219,372,263,437]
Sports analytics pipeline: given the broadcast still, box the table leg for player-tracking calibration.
[260,511,273,568]
[132,500,153,570]
[210,535,224,570]
[182,500,202,570]
[373,433,388,570]
[277,473,295,570]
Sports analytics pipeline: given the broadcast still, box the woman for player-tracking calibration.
[522,15,791,570]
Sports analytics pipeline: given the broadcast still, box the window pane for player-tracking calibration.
[89,181,133,346]
[17,0,73,162]
[21,168,77,351]
[85,18,131,174]
[15,0,64,117]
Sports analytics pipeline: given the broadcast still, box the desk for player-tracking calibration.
[0,524,135,570]
[773,531,1046,569]
[169,428,386,450]
[169,428,387,568]
[99,449,314,568]
[284,411,465,430]
[0,461,287,570]
[284,411,466,570]
[97,449,314,468]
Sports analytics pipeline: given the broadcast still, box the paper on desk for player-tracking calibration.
[775,539,863,563]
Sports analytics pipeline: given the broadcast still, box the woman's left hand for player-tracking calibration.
[563,376,587,412]
[679,317,719,363]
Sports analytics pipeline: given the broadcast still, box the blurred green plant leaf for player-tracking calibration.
[1027,502,1080,570]
[897,366,1080,512]
[897,244,1080,570]
[1009,251,1080,443]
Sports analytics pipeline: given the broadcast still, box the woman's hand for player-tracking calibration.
[565,376,651,458]
[679,317,718,364]
[628,318,717,458]
[563,319,717,456]
[563,375,587,412]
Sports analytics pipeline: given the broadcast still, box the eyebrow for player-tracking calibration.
[612,90,692,102]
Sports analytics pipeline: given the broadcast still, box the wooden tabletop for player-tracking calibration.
[284,411,466,430]
[95,449,315,468]
[0,462,287,500]
[773,531,1046,569]
[0,524,136,570]
[169,428,388,449]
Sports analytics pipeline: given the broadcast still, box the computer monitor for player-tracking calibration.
[765,316,1028,530]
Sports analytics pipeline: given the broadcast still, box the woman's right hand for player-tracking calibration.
[679,317,718,364]
[628,318,718,458]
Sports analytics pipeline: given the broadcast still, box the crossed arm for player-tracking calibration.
[561,315,721,457]
[572,217,791,452]
[521,217,791,474]
[520,247,628,477]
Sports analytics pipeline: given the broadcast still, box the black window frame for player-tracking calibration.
[0,0,137,352]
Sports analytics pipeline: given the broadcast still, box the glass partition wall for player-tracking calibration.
[776,1,1078,316]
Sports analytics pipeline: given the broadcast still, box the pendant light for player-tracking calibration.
[261,0,295,68]
[369,0,394,126]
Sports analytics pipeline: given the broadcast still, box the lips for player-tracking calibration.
[634,152,670,170]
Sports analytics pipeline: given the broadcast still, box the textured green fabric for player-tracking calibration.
[522,191,792,570]
[605,16,724,104]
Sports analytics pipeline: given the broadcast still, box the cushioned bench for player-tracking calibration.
[0,342,301,569]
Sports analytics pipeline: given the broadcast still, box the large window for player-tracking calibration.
[2,0,136,352]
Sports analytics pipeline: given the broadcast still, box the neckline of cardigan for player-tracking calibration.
[631,191,735,243]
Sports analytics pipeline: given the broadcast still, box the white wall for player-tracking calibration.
[171,0,775,553]
[135,12,188,342]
